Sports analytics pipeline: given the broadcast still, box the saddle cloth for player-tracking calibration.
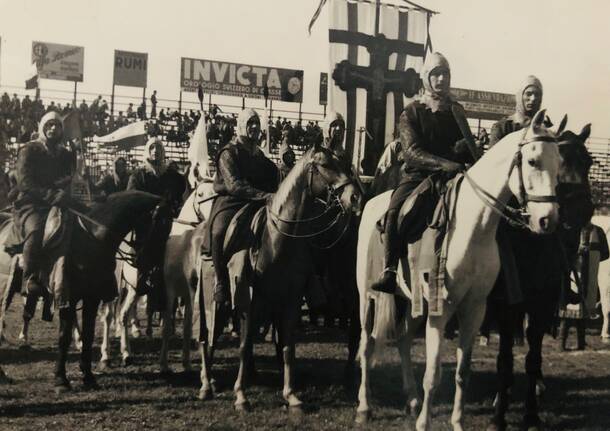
[370,175,464,317]
[3,206,66,257]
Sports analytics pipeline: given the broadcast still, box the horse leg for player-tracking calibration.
[601,283,610,343]
[523,313,546,431]
[278,308,303,415]
[100,301,113,370]
[234,310,254,411]
[416,311,450,431]
[19,293,37,347]
[355,298,375,424]
[344,296,360,384]
[487,303,516,431]
[182,300,193,372]
[54,305,75,393]
[80,298,100,390]
[397,315,422,418]
[72,313,83,352]
[119,286,137,366]
[159,300,173,374]
[451,295,487,431]
[130,296,141,338]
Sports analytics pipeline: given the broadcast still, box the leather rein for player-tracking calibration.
[267,161,354,249]
[463,134,583,230]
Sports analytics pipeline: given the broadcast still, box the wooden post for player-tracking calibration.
[208,93,212,111]
[178,90,182,114]
[242,96,245,110]
[298,102,302,122]
[73,81,77,108]
[110,84,115,117]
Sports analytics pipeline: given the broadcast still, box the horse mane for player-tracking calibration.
[270,146,316,214]
[87,190,161,228]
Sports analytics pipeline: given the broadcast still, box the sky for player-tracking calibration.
[0,0,609,139]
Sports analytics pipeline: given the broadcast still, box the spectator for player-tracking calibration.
[126,103,135,119]
[151,90,158,118]
[478,128,489,149]
[94,156,129,198]
[159,109,166,121]
[137,102,146,120]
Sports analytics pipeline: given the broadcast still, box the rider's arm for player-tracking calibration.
[15,145,47,198]
[399,106,463,173]
[217,150,270,201]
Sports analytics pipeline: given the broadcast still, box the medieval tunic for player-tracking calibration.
[388,100,471,211]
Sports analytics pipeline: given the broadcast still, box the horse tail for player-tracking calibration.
[371,293,398,343]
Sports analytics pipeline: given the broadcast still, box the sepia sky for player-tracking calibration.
[0,0,609,137]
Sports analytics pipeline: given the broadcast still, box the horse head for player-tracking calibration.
[308,142,363,217]
[508,109,561,234]
[556,119,594,229]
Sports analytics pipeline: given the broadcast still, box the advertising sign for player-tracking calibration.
[451,87,515,121]
[319,72,328,105]
[181,57,304,103]
[31,41,84,82]
[113,50,148,88]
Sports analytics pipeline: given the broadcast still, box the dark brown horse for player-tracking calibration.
[487,122,594,431]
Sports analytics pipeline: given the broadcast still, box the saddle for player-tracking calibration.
[371,174,464,317]
[3,206,67,257]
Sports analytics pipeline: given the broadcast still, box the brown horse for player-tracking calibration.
[185,144,363,413]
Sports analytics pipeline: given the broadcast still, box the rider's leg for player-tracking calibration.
[211,209,237,305]
[20,212,45,295]
[370,208,400,294]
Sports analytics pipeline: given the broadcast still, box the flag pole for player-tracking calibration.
[73,81,77,108]
[110,84,115,118]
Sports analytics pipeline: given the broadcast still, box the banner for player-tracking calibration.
[319,72,328,105]
[451,88,515,121]
[113,50,148,88]
[181,57,304,103]
[32,41,84,82]
[93,121,147,151]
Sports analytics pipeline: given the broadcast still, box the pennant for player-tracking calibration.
[187,112,211,186]
[25,61,38,90]
[93,121,147,151]
[308,0,328,35]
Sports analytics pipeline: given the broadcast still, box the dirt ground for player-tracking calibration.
[1,301,609,431]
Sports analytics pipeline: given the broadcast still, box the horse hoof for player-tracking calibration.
[83,376,100,391]
[601,337,610,345]
[355,410,371,425]
[131,327,141,338]
[288,404,304,417]
[160,368,174,378]
[54,378,72,394]
[122,357,133,367]
[98,360,110,371]
[198,387,214,401]
[407,399,422,419]
[234,401,252,413]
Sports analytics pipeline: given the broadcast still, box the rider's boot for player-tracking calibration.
[371,209,400,294]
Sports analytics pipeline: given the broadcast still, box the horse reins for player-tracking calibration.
[267,160,354,249]
[463,134,561,230]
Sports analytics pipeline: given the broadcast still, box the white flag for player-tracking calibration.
[188,113,211,185]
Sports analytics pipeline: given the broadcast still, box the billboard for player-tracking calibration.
[451,88,515,121]
[31,41,84,82]
[319,72,328,106]
[180,57,304,103]
[113,50,148,88]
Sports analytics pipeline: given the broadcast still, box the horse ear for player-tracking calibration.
[557,114,568,135]
[531,109,547,133]
[579,123,591,141]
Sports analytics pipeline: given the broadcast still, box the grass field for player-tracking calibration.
[1,301,609,431]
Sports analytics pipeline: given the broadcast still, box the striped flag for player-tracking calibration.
[93,120,147,151]
[328,0,430,170]
[25,61,38,90]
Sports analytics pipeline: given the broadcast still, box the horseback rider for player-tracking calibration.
[127,137,166,194]
[94,155,129,199]
[208,108,278,308]
[14,111,75,307]
[371,52,475,294]
[278,138,296,181]
[489,75,544,146]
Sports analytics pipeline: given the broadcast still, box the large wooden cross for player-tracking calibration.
[330,0,424,175]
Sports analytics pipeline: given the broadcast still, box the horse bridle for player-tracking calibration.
[464,134,562,229]
[268,156,355,249]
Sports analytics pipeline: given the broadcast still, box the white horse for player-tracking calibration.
[356,110,562,431]
[592,215,610,343]
[100,181,214,368]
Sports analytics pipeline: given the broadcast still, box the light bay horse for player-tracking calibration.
[356,110,562,431]
[100,180,214,368]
